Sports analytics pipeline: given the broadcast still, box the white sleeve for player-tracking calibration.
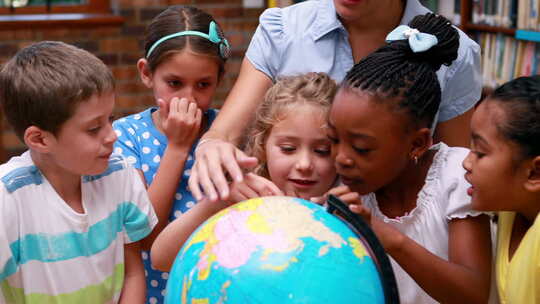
[0,189,17,293]
[245,7,285,80]
[118,157,158,244]
[443,148,485,220]
[438,31,482,122]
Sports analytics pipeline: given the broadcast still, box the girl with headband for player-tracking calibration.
[112,6,233,303]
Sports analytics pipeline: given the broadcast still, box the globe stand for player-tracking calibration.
[326,195,400,304]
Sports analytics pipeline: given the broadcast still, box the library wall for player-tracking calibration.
[0,0,264,161]
[424,0,539,88]
[463,0,540,88]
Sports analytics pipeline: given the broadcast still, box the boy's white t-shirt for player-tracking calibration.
[362,143,484,304]
[0,152,157,304]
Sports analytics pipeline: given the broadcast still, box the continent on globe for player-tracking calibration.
[165,196,387,304]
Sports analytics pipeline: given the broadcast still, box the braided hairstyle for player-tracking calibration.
[342,13,459,129]
[488,75,540,160]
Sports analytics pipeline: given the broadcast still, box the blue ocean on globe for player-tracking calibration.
[165,196,386,303]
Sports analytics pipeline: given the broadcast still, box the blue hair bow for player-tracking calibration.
[385,25,438,53]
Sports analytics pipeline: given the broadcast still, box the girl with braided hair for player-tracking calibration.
[463,75,540,304]
[326,13,492,303]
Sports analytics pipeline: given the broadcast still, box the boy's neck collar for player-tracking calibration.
[29,149,82,203]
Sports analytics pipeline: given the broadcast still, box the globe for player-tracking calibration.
[165,196,395,303]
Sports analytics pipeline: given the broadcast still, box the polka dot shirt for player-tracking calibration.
[113,107,218,303]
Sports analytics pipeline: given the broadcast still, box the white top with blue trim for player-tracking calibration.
[0,152,157,304]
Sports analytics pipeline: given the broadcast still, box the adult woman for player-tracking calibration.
[189,0,481,202]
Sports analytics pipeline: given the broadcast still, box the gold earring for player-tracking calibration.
[414,156,418,165]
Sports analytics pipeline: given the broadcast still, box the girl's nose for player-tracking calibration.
[462,151,473,172]
[334,145,353,168]
[295,151,314,171]
[181,87,196,103]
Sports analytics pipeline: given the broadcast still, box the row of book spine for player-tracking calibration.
[475,32,540,88]
[420,0,462,25]
[471,0,517,27]
[471,0,539,30]
[516,0,540,30]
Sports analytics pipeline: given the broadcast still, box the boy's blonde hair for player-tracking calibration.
[244,72,337,177]
[0,41,114,140]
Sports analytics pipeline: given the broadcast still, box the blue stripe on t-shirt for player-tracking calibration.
[83,155,126,183]
[1,155,126,192]
[1,166,43,194]
[0,201,151,281]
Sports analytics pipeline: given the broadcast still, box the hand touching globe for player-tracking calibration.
[165,196,398,303]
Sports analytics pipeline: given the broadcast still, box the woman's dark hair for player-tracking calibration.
[143,5,228,76]
[488,75,540,159]
[342,13,460,129]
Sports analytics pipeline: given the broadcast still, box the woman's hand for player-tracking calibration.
[188,138,258,202]
[158,97,202,149]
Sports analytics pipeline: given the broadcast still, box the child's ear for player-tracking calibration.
[137,58,153,88]
[524,156,540,193]
[23,126,55,153]
[410,127,433,160]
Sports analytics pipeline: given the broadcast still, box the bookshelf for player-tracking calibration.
[458,0,540,88]
[463,23,516,35]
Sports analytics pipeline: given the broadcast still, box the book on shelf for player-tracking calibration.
[422,0,461,25]
[521,41,536,74]
[533,44,540,73]
[471,0,517,27]
[474,32,540,88]
[516,0,540,31]
[496,0,540,30]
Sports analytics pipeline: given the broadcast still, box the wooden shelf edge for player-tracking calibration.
[462,23,516,35]
[0,13,124,29]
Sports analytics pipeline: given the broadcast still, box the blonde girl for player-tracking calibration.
[151,72,339,271]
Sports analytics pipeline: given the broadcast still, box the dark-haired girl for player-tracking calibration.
[112,6,230,303]
[328,13,492,303]
[463,75,540,304]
